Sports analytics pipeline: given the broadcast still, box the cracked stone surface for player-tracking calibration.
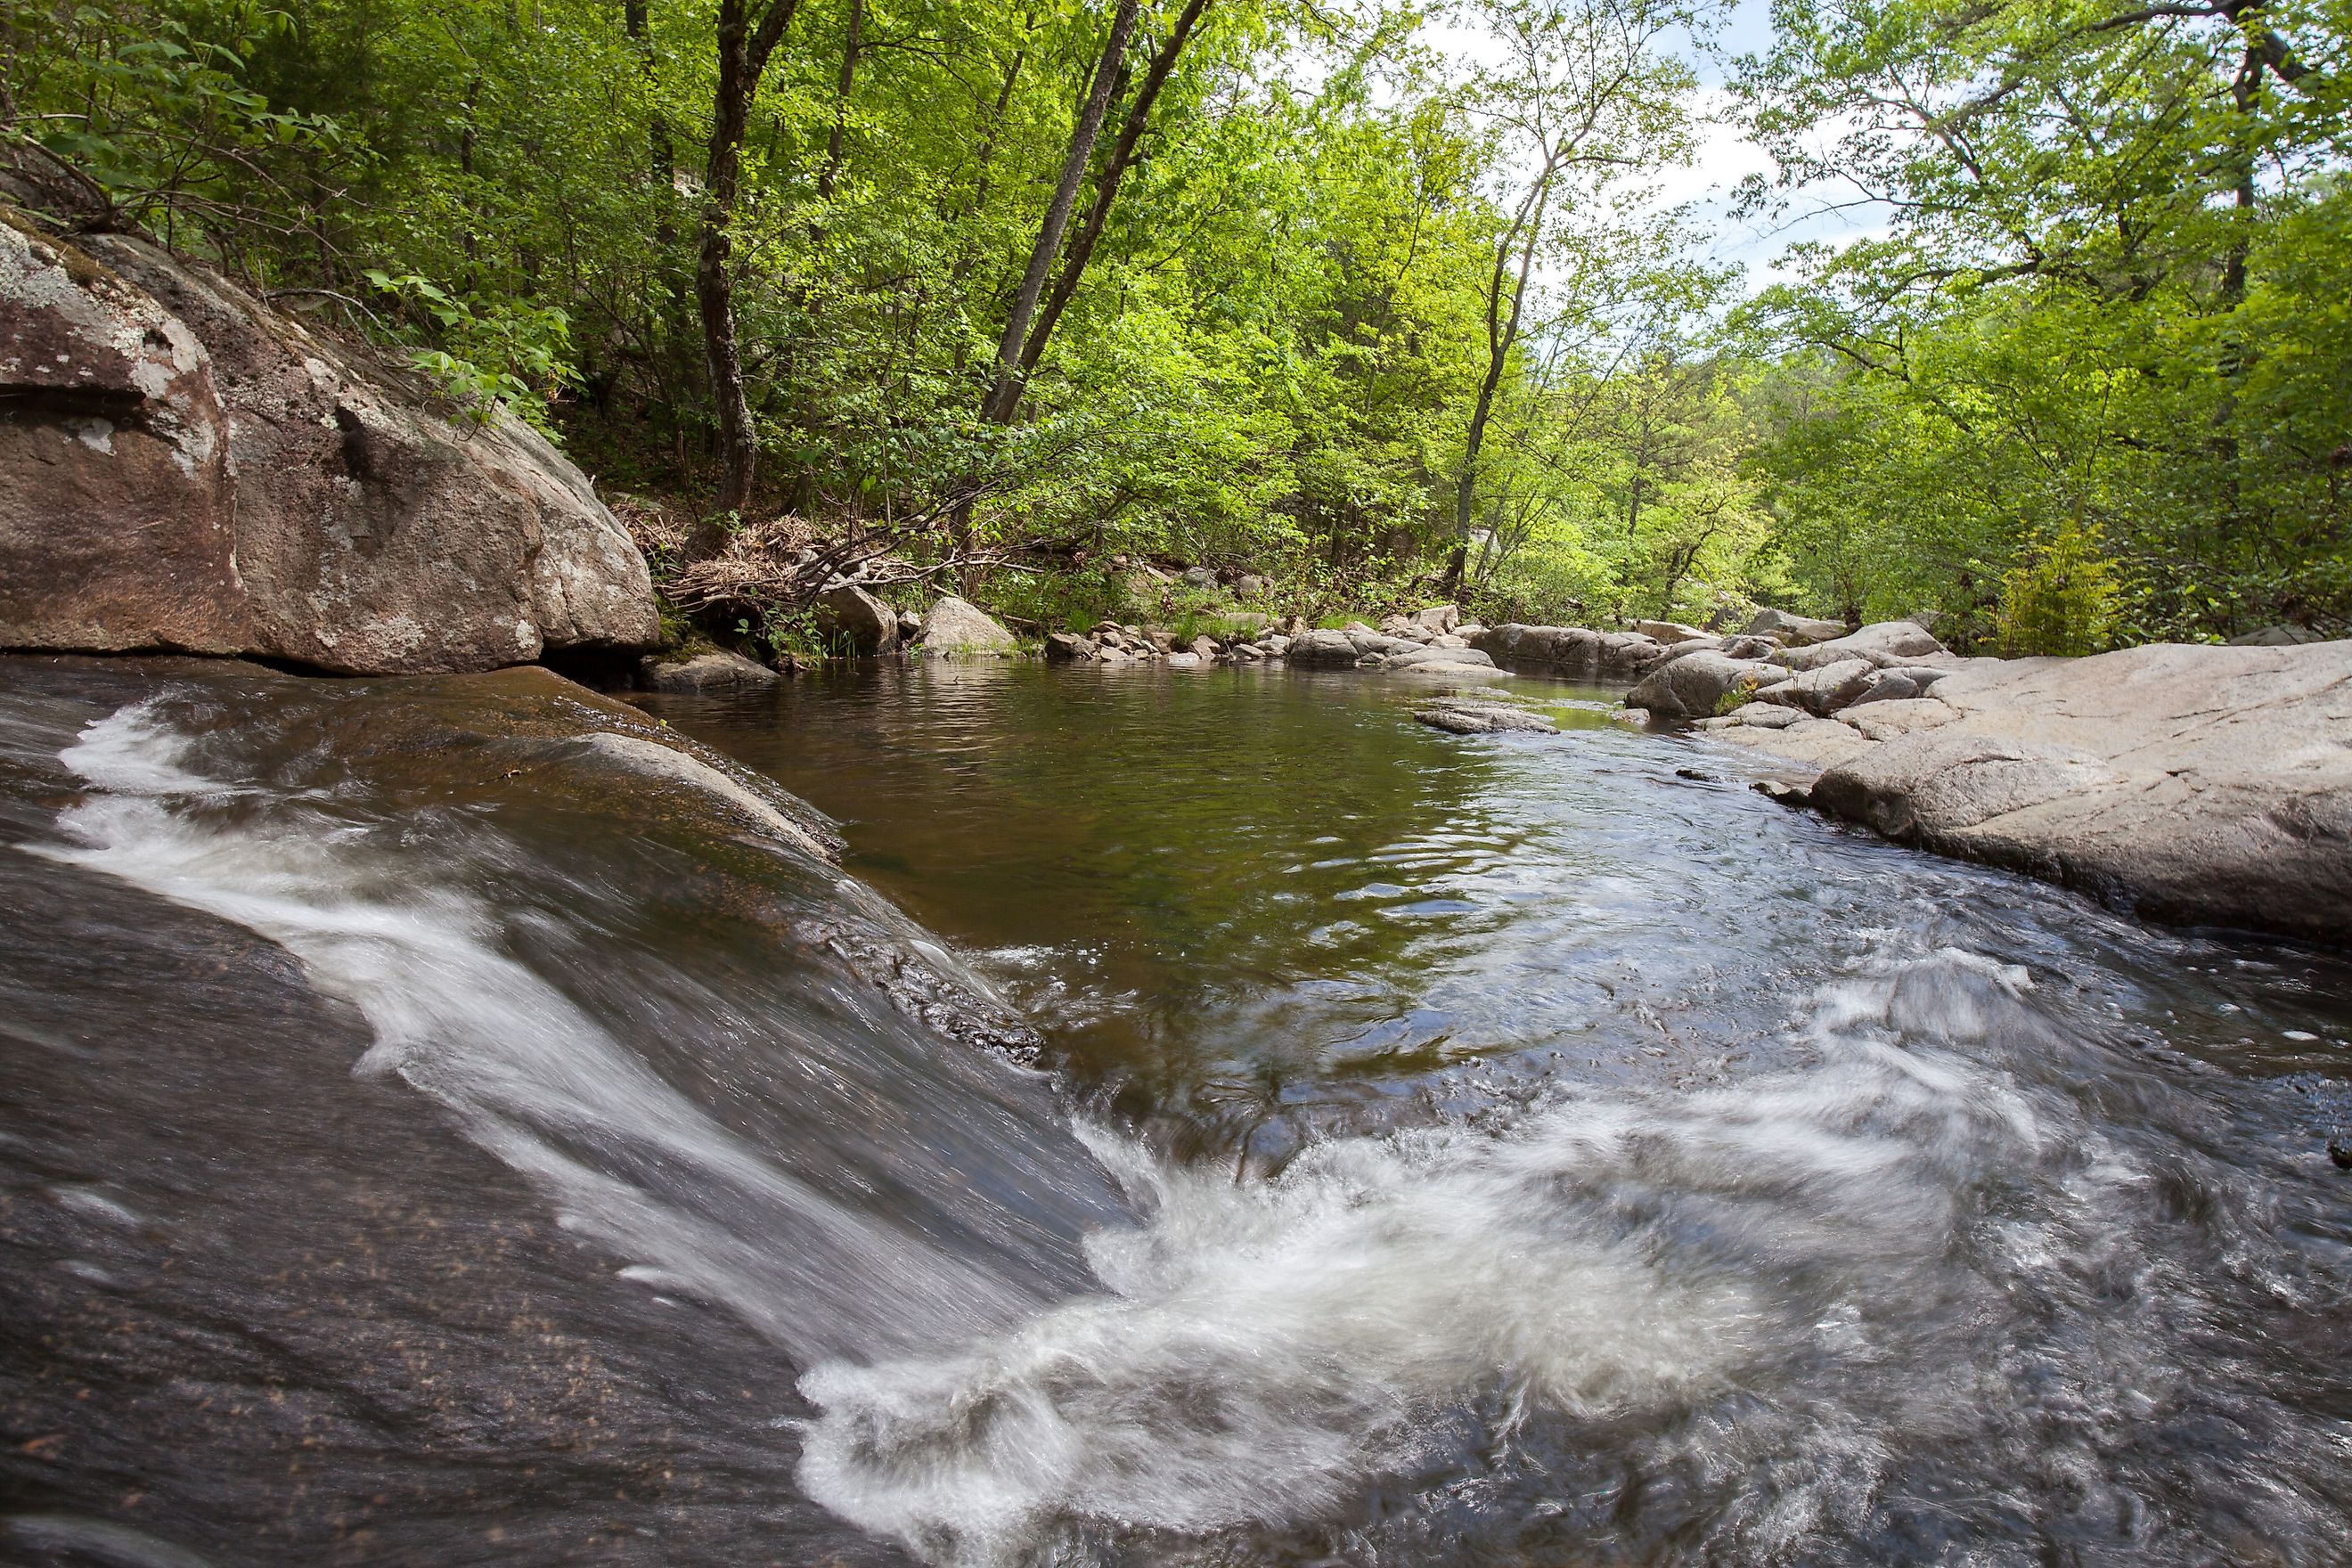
[2,223,657,673]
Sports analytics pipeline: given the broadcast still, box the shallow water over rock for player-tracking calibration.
[4,655,2350,1566]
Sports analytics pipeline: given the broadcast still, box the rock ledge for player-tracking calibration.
[1704,638,2352,944]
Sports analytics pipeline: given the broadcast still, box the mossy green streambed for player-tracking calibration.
[4,654,2349,1566]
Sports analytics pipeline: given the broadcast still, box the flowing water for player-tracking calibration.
[4,655,2349,1567]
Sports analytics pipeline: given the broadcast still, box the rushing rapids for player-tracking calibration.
[4,654,2349,1567]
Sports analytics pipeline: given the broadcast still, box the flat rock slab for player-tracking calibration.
[1414,700,1560,735]
[1712,641,2352,944]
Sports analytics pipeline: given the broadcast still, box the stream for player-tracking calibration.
[4,655,2349,1566]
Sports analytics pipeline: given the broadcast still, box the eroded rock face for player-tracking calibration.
[0,220,245,655]
[0,223,657,673]
[1719,641,2352,943]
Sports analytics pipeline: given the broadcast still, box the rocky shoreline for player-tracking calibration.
[1041,602,1507,674]
[1518,610,2352,946]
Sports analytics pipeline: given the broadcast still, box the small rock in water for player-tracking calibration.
[1753,779,1812,808]
[2331,1139,2352,1170]
[1414,701,1558,736]
[638,649,780,691]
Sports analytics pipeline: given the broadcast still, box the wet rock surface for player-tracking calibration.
[0,654,1126,1566]
[1413,698,1561,734]
[0,225,657,673]
[638,647,783,691]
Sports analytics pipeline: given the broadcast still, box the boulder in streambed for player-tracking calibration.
[1471,624,1670,681]
[1712,641,2352,944]
[638,649,781,691]
[1286,629,1361,669]
[916,595,1018,657]
[1775,620,1948,671]
[1624,650,1793,721]
[0,221,657,673]
[1744,608,1848,645]
[814,584,900,655]
[1753,657,1880,717]
[1379,644,1500,673]
[1415,699,1559,735]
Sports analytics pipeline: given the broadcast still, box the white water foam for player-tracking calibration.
[38,699,1027,1360]
[788,948,2211,1565]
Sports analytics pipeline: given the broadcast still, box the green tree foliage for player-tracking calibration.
[3,0,2342,644]
[1733,0,2352,642]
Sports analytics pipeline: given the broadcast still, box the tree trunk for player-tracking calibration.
[818,0,862,203]
[690,0,801,555]
[980,0,1141,426]
[1443,162,1556,598]
[1017,0,1213,381]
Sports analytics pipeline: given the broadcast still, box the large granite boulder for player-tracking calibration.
[0,221,657,673]
[1286,628,1361,668]
[915,594,1018,656]
[1752,657,1880,716]
[1776,620,1948,671]
[1623,650,1792,720]
[1470,623,1671,681]
[814,584,900,655]
[1744,608,1848,644]
[1719,641,2352,943]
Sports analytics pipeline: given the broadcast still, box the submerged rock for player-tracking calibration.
[0,223,657,673]
[639,648,780,691]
